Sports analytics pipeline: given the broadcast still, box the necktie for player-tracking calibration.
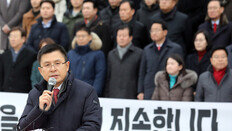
[213,23,217,33]
[157,46,161,51]
[53,89,59,104]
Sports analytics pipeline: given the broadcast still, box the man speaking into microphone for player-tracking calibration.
[18,44,101,130]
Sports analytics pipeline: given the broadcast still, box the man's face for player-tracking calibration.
[207,1,224,20]
[159,0,176,13]
[9,30,25,50]
[31,0,42,9]
[75,30,92,46]
[150,23,167,42]
[117,28,132,48]
[210,49,228,71]
[71,0,83,8]
[38,50,70,87]
[144,0,156,7]
[108,0,122,8]
[82,2,97,20]
[119,2,135,22]
[40,2,54,20]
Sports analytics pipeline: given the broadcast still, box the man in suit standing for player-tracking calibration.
[0,27,36,93]
[0,0,29,53]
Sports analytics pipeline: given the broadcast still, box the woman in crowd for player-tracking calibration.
[67,26,106,96]
[30,38,56,88]
[151,54,197,101]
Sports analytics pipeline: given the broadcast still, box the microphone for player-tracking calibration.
[43,77,56,111]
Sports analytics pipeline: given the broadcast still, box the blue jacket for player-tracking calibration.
[18,72,102,131]
[26,16,70,52]
[138,39,184,99]
[68,33,106,96]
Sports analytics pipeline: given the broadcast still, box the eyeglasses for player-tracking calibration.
[213,55,227,60]
[8,35,21,39]
[194,39,205,42]
[150,29,163,33]
[40,61,67,69]
[76,34,89,39]
[208,6,220,10]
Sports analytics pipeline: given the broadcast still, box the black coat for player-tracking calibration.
[105,44,143,99]
[112,17,150,49]
[138,39,184,99]
[136,2,159,29]
[18,72,101,130]
[0,47,36,93]
[26,16,70,52]
[198,15,232,47]
[73,17,113,56]
[226,44,232,69]
[151,8,188,52]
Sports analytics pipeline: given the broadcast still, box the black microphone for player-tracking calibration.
[43,77,56,111]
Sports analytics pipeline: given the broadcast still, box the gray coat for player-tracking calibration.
[105,44,143,99]
[138,39,184,99]
[195,66,232,102]
[0,0,29,50]
[152,70,197,101]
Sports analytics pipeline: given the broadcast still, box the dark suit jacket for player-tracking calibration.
[0,46,36,93]
[105,44,143,99]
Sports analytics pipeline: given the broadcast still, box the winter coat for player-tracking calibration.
[226,44,232,69]
[30,60,43,88]
[112,17,150,49]
[22,9,41,38]
[138,39,184,99]
[152,70,197,101]
[54,0,67,22]
[198,14,232,47]
[26,16,70,52]
[67,33,106,96]
[136,2,159,29]
[195,66,232,102]
[62,9,83,44]
[151,7,188,51]
[18,72,101,131]
[73,17,113,56]
[105,44,143,99]
[0,47,36,93]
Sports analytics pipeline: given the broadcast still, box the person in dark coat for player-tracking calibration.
[195,46,232,102]
[17,44,101,131]
[226,44,232,68]
[137,20,183,100]
[105,24,142,99]
[152,54,197,101]
[26,0,70,52]
[68,27,106,96]
[136,0,159,29]
[62,0,84,45]
[99,0,121,31]
[177,0,210,53]
[198,0,232,48]
[73,0,113,56]
[112,0,150,49]
[0,27,36,93]
[186,30,211,80]
[151,0,188,52]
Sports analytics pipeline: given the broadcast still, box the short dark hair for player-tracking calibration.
[40,0,55,9]
[193,29,212,51]
[208,0,223,7]
[116,24,133,36]
[75,26,91,35]
[9,27,26,37]
[37,44,67,65]
[165,54,186,76]
[39,37,56,49]
[83,0,97,9]
[150,19,168,31]
[120,0,135,10]
[210,46,228,58]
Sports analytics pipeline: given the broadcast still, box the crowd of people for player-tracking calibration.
[1,0,232,103]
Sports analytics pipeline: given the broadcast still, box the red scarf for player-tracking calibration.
[197,50,206,62]
[213,67,227,85]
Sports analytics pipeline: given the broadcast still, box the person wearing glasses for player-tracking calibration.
[18,44,101,130]
[67,26,106,96]
[0,27,36,93]
[195,46,232,102]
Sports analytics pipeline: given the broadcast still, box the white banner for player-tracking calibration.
[0,92,232,130]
